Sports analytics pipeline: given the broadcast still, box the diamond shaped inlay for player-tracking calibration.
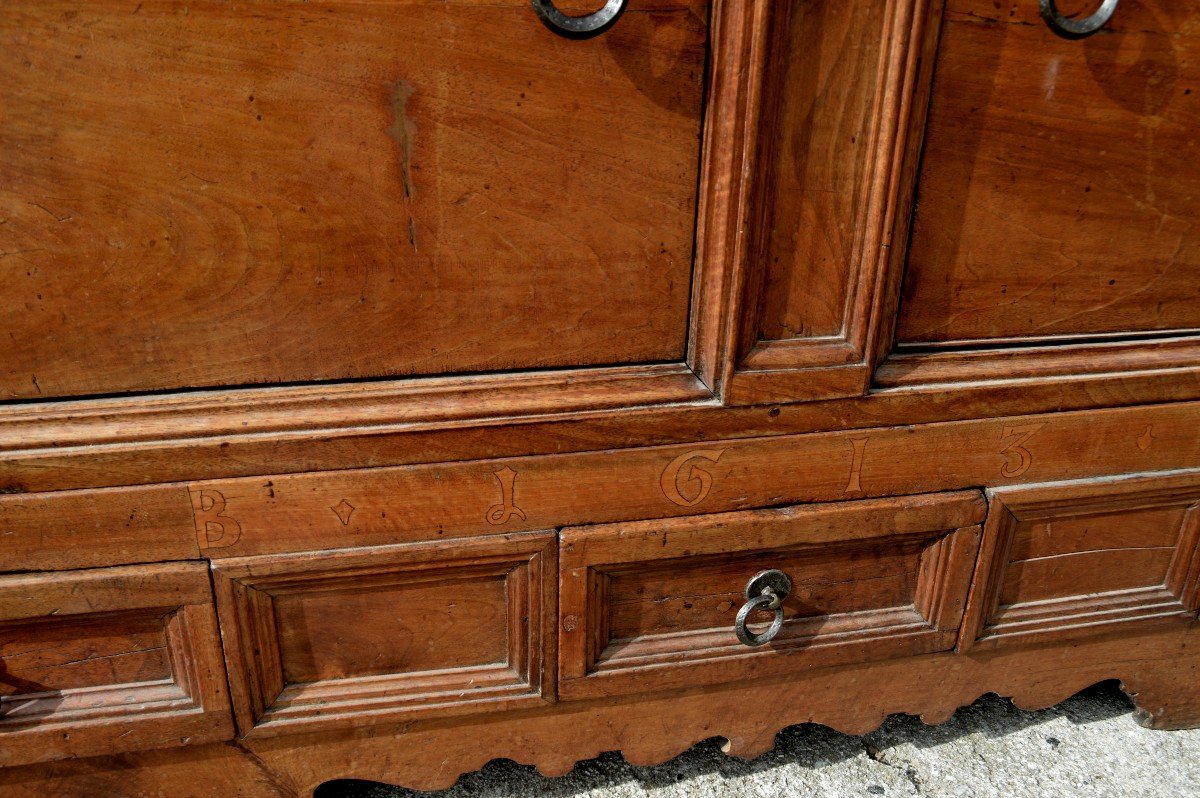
[330,499,356,526]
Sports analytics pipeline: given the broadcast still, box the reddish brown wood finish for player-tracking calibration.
[0,484,197,572]
[0,563,232,767]
[211,532,556,738]
[0,401,1194,571]
[711,0,944,406]
[0,0,708,400]
[960,470,1200,651]
[900,0,1200,345]
[1,626,1198,796]
[756,0,890,342]
[558,492,984,698]
[0,0,1199,792]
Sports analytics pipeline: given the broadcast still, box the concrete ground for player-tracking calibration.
[323,683,1200,797]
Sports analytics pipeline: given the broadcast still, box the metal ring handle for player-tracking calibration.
[531,0,628,40]
[1039,0,1119,39]
[735,592,785,647]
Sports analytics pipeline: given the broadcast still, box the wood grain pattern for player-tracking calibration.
[757,0,888,341]
[273,578,509,683]
[0,562,232,767]
[900,0,1200,344]
[0,484,197,572]
[557,492,984,699]
[7,400,1197,569]
[959,470,1200,651]
[211,532,556,738]
[0,612,172,694]
[2,625,1199,795]
[1001,548,1175,604]
[182,401,1200,558]
[0,0,707,400]
[1,0,1199,786]
[686,0,771,391]
[1008,504,1184,560]
[2,365,1199,494]
[604,548,919,638]
[716,0,942,405]
[875,335,1200,388]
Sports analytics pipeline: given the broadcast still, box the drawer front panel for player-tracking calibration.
[900,0,1200,344]
[0,563,233,767]
[273,577,510,685]
[0,0,708,400]
[559,492,986,699]
[960,470,1200,650]
[212,532,556,738]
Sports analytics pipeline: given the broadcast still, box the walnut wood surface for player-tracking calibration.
[172,402,1200,558]
[1,0,1199,791]
[0,0,707,400]
[558,492,983,698]
[1,400,1195,571]
[900,0,1200,344]
[1,362,1198,494]
[959,470,1200,651]
[0,484,197,571]
[1,625,1198,796]
[211,533,555,738]
[715,0,942,405]
[757,0,888,341]
[0,563,232,767]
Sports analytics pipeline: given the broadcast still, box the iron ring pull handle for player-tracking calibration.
[531,0,628,40]
[734,569,792,648]
[1039,0,1119,39]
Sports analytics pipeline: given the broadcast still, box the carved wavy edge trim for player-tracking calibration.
[321,672,1190,793]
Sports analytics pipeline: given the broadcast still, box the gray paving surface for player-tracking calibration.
[321,683,1200,797]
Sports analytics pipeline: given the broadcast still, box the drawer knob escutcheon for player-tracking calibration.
[531,0,628,40]
[734,569,792,648]
[1039,0,1118,39]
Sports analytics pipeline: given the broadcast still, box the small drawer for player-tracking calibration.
[960,471,1200,651]
[0,562,233,767]
[558,492,985,700]
[211,531,556,738]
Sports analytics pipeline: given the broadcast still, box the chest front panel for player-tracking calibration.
[0,0,708,400]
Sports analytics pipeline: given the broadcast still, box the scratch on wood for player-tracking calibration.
[388,80,418,252]
[388,80,417,200]
[229,741,300,797]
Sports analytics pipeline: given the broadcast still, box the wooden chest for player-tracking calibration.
[1,0,1198,793]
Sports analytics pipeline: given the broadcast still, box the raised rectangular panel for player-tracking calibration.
[707,0,941,404]
[0,0,708,399]
[0,562,233,767]
[959,470,1200,650]
[900,0,1200,345]
[211,532,556,738]
[558,491,985,699]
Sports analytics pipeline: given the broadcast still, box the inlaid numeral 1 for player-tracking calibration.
[486,466,526,526]
[844,437,868,494]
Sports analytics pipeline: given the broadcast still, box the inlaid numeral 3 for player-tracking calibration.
[999,424,1044,478]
